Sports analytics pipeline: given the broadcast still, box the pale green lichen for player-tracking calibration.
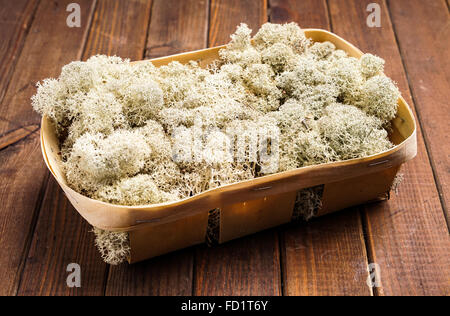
[318,103,392,160]
[359,75,400,123]
[360,53,385,78]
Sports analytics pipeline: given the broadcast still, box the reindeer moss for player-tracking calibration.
[32,22,400,207]
[93,228,130,265]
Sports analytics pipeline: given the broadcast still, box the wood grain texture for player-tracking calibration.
[269,0,329,28]
[0,135,48,295]
[193,0,283,296]
[84,0,152,60]
[0,0,95,136]
[104,0,209,295]
[0,124,39,151]
[209,0,267,45]
[17,177,107,296]
[283,212,372,296]
[0,0,96,296]
[195,231,281,296]
[106,249,194,296]
[328,0,450,295]
[145,0,209,59]
[270,0,372,296]
[387,0,450,222]
[0,0,38,106]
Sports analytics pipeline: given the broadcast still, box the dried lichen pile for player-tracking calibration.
[32,22,400,207]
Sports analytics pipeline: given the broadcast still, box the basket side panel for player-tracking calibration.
[219,191,296,243]
[128,211,208,263]
[318,166,400,216]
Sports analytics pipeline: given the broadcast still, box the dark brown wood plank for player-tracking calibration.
[145,0,209,59]
[283,212,371,295]
[269,0,329,28]
[387,0,449,222]
[328,0,450,295]
[0,0,96,296]
[209,0,267,45]
[17,177,107,295]
[0,0,38,107]
[193,0,283,296]
[195,231,281,296]
[269,0,372,296]
[83,0,152,60]
[0,135,48,296]
[17,0,154,295]
[106,249,194,296]
[105,0,209,295]
[0,124,39,151]
[0,0,95,136]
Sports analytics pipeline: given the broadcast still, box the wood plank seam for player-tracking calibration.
[360,210,377,296]
[101,263,109,296]
[78,0,99,62]
[385,0,449,231]
[206,0,212,48]
[143,0,156,60]
[278,227,286,295]
[325,0,334,32]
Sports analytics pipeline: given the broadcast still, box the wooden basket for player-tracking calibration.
[40,29,417,263]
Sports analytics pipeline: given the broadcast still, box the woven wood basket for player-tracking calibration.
[40,29,417,263]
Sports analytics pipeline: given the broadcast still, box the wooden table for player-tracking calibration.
[0,0,448,296]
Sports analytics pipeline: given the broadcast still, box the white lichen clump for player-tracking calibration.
[93,228,130,265]
[32,22,400,207]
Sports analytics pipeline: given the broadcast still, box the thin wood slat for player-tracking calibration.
[270,0,373,296]
[105,0,209,295]
[0,0,96,296]
[328,0,450,295]
[17,0,153,295]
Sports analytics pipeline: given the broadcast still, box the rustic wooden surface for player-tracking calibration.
[0,0,448,296]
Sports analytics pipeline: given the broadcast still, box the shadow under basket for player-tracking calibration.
[40,29,417,264]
